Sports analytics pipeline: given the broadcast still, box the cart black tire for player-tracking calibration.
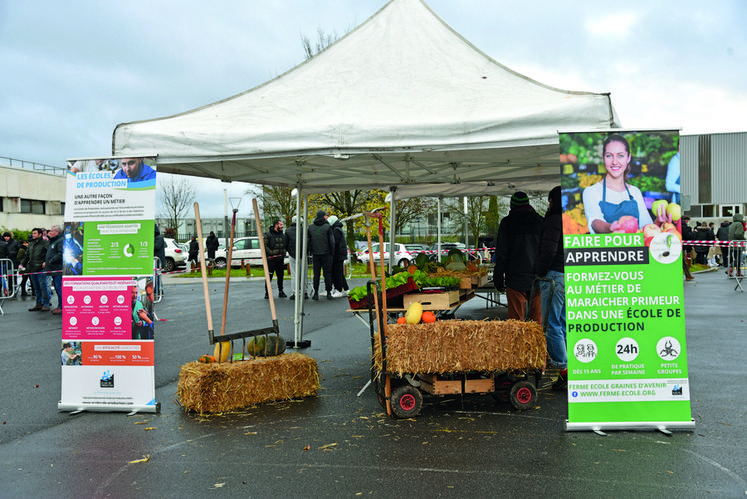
[390,385,423,418]
[491,378,513,403]
[373,376,387,409]
[510,380,537,410]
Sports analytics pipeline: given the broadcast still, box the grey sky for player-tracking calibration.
[1,1,745,217]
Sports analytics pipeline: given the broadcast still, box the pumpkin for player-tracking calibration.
[397,316,407,324]
[213,341,232,363]
[198,354,216,363]
[415,252,430,268]
[407,264,418,275]
[421,311,437,323]
[247,334,287,357]
[405,302,423,324]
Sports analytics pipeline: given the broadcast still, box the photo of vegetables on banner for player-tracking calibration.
[560,130,694,432]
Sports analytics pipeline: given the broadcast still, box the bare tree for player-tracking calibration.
[158,175,196,241]
[301,27,343,60]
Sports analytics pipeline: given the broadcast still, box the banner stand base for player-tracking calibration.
[58,402,161,414]
[565,419,695,434]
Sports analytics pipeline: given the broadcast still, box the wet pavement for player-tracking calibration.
[0,269,744,497]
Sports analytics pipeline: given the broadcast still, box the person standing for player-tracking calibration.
[3,232,20,294]
[21,228,51,311]
[493,192,543,322]
[681,216,695,281]
[307,210,335,300]
[728,213,745,277]
[16,239,30,296]
[205,231,220,263]
[284,216,307,300]
[188,235,199,264]
[45,225,64,315]
[327,215,349,297]
[263,219,287,299]
[535,187,567,389]
[154,226,166,295]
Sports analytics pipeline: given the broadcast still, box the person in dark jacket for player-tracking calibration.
[2,232,20,294]
[693,222,713,265]
[154,226,166,294]
[307,210,335,300]
[21,228,51,311]
[493,192,543,322]
[716,220,731,267]
[327,216,349,297]
[535,187,567,388]
[188,236,199,264]
[283,216,307,300]
[263,219,287,298]
[45,225,64,314]
[205,231,220,262]
[16,239,30,296]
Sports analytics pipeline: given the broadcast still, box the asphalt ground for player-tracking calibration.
[0,269,744,498]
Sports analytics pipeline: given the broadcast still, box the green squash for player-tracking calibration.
[247,334,287,357]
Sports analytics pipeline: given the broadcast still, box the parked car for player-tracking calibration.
[163,238,188,272]
[356,242,417,267]
[214,236,289,268]
[427,242,477,262]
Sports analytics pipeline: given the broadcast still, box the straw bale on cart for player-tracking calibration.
[373,320,546,376]
[177,353,319,414]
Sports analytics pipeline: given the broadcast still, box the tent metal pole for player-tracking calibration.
[437,197,442,257]
[293,188,303,346]
[388,187,396,273]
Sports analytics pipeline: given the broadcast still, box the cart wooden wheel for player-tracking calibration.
[373,376,387,409]
[390,385,423,418]
[510,380,537,410]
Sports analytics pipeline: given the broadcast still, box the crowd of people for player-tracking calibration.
[681,214,746,277]
[0,226,64,315]
[262,210,350,301]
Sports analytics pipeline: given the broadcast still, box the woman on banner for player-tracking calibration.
[582,134,667,234]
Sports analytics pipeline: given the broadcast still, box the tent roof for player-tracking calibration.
[112,0,619,194]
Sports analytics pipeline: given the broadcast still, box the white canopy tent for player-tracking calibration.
[112,0,620,343]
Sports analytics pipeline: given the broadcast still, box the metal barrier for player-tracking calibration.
[153,257,164,303]
[0,259,17,315]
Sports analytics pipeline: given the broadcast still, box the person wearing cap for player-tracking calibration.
[263,219,287,299]
[284,216,307,300]
[328,215,350,298]
[493,192,543,322]
[307,210,335,300]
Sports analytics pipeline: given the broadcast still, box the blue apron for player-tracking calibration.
[599,178,639,223]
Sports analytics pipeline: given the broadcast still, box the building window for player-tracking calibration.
[21,199,46,214]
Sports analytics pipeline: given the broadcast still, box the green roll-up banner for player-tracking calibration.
[560,130,694,432]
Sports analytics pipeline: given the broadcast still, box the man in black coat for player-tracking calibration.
[154,226,166,294]
[205,231,220,263]
[307,210,335,300]
[493,192,543,322]
[263,219,287,299]
[188,236,199,263]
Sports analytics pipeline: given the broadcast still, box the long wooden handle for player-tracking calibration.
[253,198,277,322]
[193,202,213,333]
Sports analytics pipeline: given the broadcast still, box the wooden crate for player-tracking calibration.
[419,374,461,395]
[458,277,472,289]
[402,290,459,310]
[418,374,495,395]
[464,377,494,394]
[471,274,489,287]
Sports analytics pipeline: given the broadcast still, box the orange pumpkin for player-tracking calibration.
[397,316,407,324]
[421,311,437,323]
[198,354,216,363]
[407,265,418,275]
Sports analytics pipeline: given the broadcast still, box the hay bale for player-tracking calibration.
[374,319,546,376]
[177,353,319,414]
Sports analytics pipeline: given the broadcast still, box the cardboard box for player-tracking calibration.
[402,290,459,310]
